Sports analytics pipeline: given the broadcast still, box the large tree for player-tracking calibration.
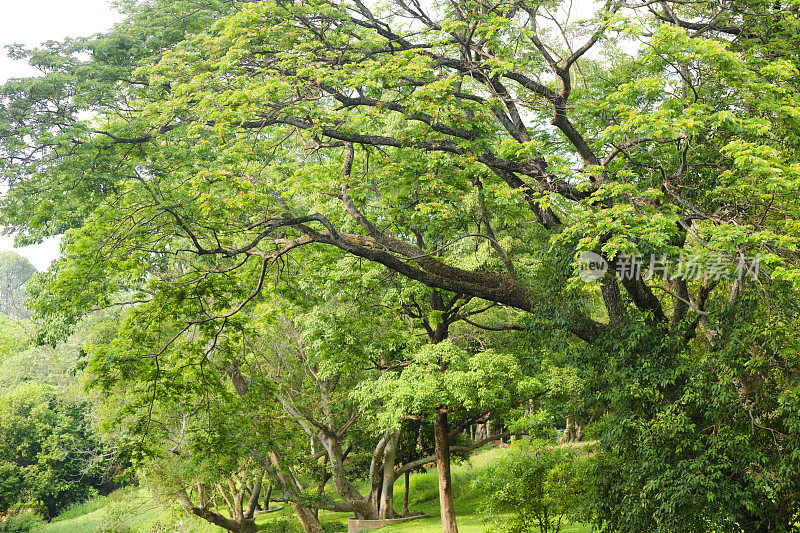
[3,0,800,531]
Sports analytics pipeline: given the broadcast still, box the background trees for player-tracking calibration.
[0,383,109,519]
[0,252,35,318]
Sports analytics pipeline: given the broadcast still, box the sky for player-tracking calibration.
[0,0,121,270]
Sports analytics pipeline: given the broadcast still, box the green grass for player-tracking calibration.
[33,446,592,533]
[35,507,107,533]
[33,489,346,533]
[49,495,109,523]
[33,488,223,533]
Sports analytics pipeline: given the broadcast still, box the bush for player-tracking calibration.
[475,440,592,533]
[4,502,46,519]
[0,384,111,519]
[0,510,45,533]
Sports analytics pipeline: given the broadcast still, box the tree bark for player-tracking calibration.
[367,429,391,518]
[262,451,326,531]
[216,483,236,519]
[189,508,257,533]
[434,410,459,533]
[315,428,375,518]
[244,473,262,518]
[379,429,400,518]
[263,482,272,511]
[403,471,410,516]
[291,503,325,533]
[228,478,244,521]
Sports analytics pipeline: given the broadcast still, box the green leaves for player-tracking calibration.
[476,439,592,533]
[0,383,109,518]
[354,339,527,427]
[3,0,800,529]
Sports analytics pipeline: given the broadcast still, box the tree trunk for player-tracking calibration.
[563,418,575,443]
[227,479,245,522]
[379,430,400,518]
[263,482,272,510]
[238,520,257,533]
[317,432,376,519]
[575,423,584,442]
[434,410,459,533]
[403,471,410,516]
[291,503,325,533]
[177,490,257,533]
[367,430,392,519]
[188,508,257,533]
[244,473,262,519]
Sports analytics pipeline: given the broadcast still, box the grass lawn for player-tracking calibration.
[34,446,592,533]
[33,488,237,533]
[34,490,159,533]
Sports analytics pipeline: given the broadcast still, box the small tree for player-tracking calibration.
[0,383,109,519]
[476,440,591,533]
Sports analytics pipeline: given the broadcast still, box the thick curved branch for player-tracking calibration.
[300,226,605,341]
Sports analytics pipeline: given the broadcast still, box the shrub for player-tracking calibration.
[4,502,46,519]
[475,440,592,533]
[93,488,137,533]
[0,510,45,533]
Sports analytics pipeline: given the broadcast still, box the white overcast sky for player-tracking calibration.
[0,0,121,270]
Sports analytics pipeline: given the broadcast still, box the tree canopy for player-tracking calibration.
[2,0,800,531]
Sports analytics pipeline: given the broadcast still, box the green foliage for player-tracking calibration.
[3,0,800,531]
[0,252,36,319]
[475,441,592,533]
[0,315,29,367]
[355,339,538,427]
[50,495,108,523]
[0,510,44,533]
[0,383,109,518]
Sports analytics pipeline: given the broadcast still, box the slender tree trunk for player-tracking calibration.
[563,418,575,443]
[317,432,376,519]
[403,471,410,516]
[244,474,262,519]
[177,490,257,533]
[379,430,400,518]
[227,479,245,522]
[263,482,272,511]
[575,423,584,442]
[434,410,458,533]
[367,430,391,518]
[262,451,326,531]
